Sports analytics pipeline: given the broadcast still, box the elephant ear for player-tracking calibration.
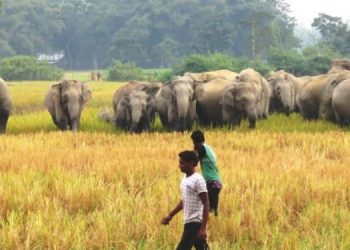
[81,82,92,103]
[45,81,66,124]
[193,83,205,101]
[142,83,161,96]
[146,95,157,116]
[120,95,130,107]
[219,85,236,107]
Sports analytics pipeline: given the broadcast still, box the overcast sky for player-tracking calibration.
[286,0,350,27]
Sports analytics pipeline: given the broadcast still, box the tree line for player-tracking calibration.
[0,0,349,70]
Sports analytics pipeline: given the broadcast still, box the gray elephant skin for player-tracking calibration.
[266,70,303,115]
[116,90,156,133]
[195,78,232,126]
[45,80,92,131]
[328,59,350,74]
[319,72,350,121]
[332,79,350,126]
[156,79,197,132]
[220,68,270,128]
[0,78,12,134]
[297,72,350,120]
[115,84,160,133]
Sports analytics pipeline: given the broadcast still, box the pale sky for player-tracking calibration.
[286,0,350,27]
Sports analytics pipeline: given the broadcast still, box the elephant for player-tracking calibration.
[156,79,198,132]
[236,68,270,118]
[112,80,152,113]
[181,70,238,83]
[0,78,12,134]
[114,82,161,131]
[332,79,350,126]
[195,78,232,126]
[204,69,238,82]
[219,69,270,128]
[319,72,350,121]
[297,75,313,85]
[45,80,92,132]
[266,70,303,115]
[328,59,350,73]
[297,72,350,120]
[116,88,157,133]
[183,72,207,82]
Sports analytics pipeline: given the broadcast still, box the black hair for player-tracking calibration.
[178,150,199,166]
[191,130,205,144]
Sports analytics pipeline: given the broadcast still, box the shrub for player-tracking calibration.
[267,47,335,76]
[249,59,274,76]
[172,53,272,77]
[107,61,144,81]
[152,69,173,82]
[172,53,238,76]
[0,56,63,81]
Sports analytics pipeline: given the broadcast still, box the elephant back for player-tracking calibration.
[328,59,350,74]
[112,81,147,112]
[183,72,207,82]
[205,70,238,82]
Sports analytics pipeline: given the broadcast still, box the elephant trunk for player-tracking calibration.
[246,108,257,129]
[130,108,142,133]
[67,94,81,131]
[130,121,141,133]
[276,85,294,115]
[176,96,189,132]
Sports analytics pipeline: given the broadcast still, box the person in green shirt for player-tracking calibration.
[191,130,222,216]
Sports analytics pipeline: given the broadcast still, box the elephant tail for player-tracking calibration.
[98,107,115,124]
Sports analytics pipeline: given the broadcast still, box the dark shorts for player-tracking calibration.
[176,222,209,250]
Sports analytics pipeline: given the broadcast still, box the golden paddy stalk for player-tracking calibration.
[0,132,349,249]
[0,81,349,249]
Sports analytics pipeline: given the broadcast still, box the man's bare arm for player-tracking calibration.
[198,192,209,239]
[161,200,183,225]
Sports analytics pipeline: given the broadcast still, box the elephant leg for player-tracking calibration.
[0,112,10,134]
[158,112,168,128]
[57,118,68,131]
[248,119,256,129]
[248,112,257,129]
[70,118,79,132]
[176,117,186,132]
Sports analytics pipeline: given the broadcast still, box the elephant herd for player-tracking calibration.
[0,59,350,134]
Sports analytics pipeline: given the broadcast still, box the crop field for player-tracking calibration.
[0,80,350,249]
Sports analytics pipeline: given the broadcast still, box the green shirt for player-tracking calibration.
[200,144,221,182]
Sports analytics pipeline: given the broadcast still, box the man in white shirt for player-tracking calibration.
[161,150,210,250]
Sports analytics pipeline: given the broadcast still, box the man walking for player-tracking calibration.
[161,150,210,250]
[191,130,222,216]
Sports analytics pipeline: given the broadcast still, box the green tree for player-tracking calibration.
[312,13,350,56]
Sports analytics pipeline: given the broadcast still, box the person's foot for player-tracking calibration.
[214,210,218,216]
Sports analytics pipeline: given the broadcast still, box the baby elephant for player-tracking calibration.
[0,78,12,134]
[116,89,157,133]
[45,80,92,132]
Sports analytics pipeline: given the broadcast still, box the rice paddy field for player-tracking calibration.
[0,80,350,249]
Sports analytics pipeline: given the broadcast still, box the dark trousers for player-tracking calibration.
[206,182,221,215]
[176,222,209,250]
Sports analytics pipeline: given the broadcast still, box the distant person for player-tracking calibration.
[97,71,102,81]
[191,130,222,216]
[161,150,210,250]
[90,71,97,81]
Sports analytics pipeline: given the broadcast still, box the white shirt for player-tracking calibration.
[180,172,208,224]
